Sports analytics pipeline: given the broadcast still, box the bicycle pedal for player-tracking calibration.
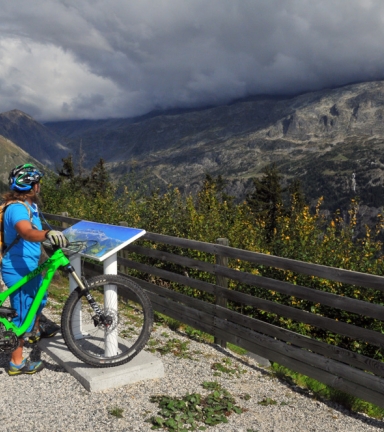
[23,332,33,340]
[23,332,40,343]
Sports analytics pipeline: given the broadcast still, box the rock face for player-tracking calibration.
[0,110,69,168]
[44,81,384,211]
[0,134,43,192]
[0,80,383,214]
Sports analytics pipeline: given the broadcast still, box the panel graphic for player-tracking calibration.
[63,220,146,261]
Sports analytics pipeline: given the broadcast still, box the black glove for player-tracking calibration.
[45,230,68,248]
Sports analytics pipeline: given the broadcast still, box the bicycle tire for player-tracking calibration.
[61,274,153,367]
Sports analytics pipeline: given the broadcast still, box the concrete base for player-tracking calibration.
[38,333,165,392]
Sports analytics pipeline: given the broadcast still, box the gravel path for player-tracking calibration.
[0,311,383,432]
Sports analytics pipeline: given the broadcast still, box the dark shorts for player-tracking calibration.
[2,269,47,333]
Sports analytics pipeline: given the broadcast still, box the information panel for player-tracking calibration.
[63,220,146,262]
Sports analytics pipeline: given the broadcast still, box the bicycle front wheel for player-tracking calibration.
[61,274,153,367]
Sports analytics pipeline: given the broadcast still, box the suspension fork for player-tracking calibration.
[66,265,107,323]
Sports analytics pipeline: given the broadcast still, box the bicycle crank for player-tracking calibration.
[0,324,19,352]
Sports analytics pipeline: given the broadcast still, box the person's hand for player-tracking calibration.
[45,230,68,248]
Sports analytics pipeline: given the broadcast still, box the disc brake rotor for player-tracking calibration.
[92,309,118,333]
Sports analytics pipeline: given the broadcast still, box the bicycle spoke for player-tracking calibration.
[61,275,153,367]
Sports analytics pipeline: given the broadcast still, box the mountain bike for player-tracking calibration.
[0,243,153,367]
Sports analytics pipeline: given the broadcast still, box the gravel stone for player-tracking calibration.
[1,311,383,432]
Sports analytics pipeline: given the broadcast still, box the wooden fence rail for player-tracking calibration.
[42,212,384,408]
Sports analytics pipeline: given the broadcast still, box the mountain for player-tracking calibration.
[0,110,69,168]
[44,81,384,217]
[0,135,44,192]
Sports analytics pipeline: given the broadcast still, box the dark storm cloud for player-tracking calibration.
[0,0,383,120]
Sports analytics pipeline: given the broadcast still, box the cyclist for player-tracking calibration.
[1,163,68,375]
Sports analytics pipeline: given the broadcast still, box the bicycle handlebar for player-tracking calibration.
[47,240,98,258]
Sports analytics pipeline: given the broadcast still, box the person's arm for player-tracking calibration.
[15,220,48,242]
[15,220,68,247]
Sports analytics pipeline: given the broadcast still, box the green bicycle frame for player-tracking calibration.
[0,249,71,336]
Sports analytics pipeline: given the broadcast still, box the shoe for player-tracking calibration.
[39,320,60,338]
[8,359,44,376]
[24,330,41,344]
[39,313,48,323]
[24,317,60,343]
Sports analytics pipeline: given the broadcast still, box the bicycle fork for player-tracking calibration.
[66,265,111,327]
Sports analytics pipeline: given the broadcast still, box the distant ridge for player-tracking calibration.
[0,110,69,168]
[43,81,384,219]
[0,134,44,192]
[3,81,384,219]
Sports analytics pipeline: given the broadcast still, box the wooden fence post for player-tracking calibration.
[214,237,229,348]
[60,212,69,229]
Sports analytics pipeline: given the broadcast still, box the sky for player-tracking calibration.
[0,0,383,121]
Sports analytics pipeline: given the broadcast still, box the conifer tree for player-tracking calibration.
[247,163,284,242]
[57,154,75,184]
[56,153,89,191]
[89,159,110,197]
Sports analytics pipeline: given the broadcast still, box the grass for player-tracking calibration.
[147,337,200,360]
[270,363,384,420]
[108,406,124,418]
[227,343,247,356]
[211,357,247,377]
[154,312,248,357]
[45,286,383,421]
[154,312,182,331]
[257,397,277,406]
[43,273,70,314]
[150,312,384,420]
[47,275,69,304]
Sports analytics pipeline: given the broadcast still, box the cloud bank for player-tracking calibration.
[0,0,383,121]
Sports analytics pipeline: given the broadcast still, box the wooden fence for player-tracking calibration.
[43,212,384,408]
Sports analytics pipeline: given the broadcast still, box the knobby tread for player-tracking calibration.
[61,274,153,368]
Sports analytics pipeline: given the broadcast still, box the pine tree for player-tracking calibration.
[57,154,75,184]
[247,163,284,242]
[89,159,110,196]
[56,153,89,191]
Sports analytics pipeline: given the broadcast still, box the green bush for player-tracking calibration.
[40,162,384,360]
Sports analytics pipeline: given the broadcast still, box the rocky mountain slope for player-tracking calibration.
[1,80,384,220]
[0,110,69,168]
[44,81,384,214]
[0,135,44,193]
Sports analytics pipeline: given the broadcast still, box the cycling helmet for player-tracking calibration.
[8,163,44,192]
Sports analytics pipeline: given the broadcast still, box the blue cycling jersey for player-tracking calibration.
[2,202,42,271]
[1,201,46,332]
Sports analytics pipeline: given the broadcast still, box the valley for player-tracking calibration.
[1,80,384,221]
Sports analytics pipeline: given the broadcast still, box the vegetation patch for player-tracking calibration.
[47,282,68,305]
[227,343,247,356]
[271,363,384,419]
[147,382,243,431]
[184,327,212,343]
[147,337,198,360]
[42,156,384,412]
[257,397,277,406]
[211,357,246,377]
[108,406,124,418]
